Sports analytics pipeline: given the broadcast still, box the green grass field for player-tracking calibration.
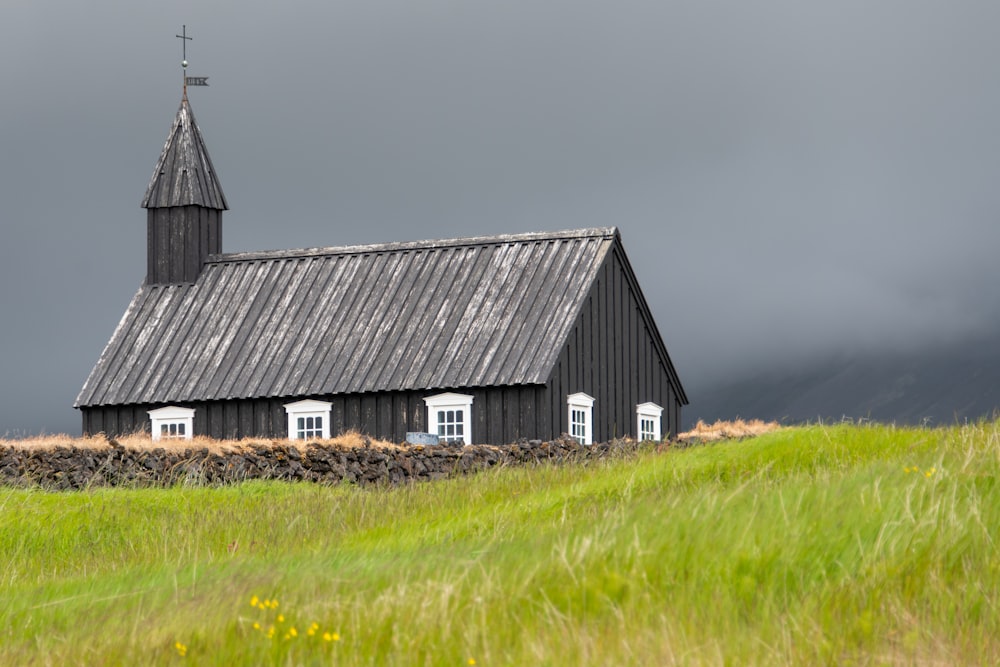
[2,421,999,665]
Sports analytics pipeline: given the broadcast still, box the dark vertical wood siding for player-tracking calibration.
[147,206,222,284]
[81,385,553,445]
[545,239,684,440]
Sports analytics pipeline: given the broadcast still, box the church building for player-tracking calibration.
[75,91,687,445]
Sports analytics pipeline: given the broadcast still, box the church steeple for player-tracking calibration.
[142,96,228,284]
[143,27,227,285]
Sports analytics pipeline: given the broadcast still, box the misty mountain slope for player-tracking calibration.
[686,334,1000,428]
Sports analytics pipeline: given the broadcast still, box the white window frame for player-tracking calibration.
[567,392,595,445]
[424,393,474,445]
[148,406,195,441]
[284,399,332,441]
[636,402,664,442]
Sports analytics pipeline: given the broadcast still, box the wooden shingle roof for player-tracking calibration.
[76,228,617,407]
[141,98,229,210]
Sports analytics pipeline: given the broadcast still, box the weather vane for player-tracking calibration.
[176,25,209,97]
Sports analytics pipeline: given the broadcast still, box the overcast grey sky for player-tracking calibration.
[2,1,999,435]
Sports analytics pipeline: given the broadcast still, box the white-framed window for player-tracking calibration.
[567,392,595,445]
[636,402,664,441]
[284,399,332,441]
[424,393,474,444]
[148,406,195,441]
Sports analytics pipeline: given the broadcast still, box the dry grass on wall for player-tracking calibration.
[4,422,784,454]
[677,418,781,443]
[0,430,400,454]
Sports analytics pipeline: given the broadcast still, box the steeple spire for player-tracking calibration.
[142,98,228,210]
[142,28,228,284]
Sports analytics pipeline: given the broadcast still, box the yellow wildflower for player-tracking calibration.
[250,595,259,607]
[468,659,476,665]
[252,622,261,631]
[277,614,285,623]
[289,627,298,638]
[174,641,187,656]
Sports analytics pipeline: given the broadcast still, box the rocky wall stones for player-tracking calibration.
[0,436,657,490]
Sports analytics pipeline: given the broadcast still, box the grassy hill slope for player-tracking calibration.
[2,422,999,665]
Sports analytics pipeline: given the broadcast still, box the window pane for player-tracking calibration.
[315,417,323,430]
[178,423,186,436]
[298,417,305,430]
[161,424,169,435]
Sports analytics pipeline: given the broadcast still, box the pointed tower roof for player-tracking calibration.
[142,97,229,210]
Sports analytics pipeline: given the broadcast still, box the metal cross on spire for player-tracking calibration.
[176,25,192,67]
[175,25,209,98]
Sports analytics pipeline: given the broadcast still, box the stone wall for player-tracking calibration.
[0,437,656,491]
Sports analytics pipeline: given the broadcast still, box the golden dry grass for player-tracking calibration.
[0,430,400,453]
[677,418,781,443]
[2,422,776,453]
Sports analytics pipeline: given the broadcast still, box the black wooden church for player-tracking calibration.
[75,92,688,445]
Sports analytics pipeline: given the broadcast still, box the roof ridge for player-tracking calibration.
[208,227,618,264]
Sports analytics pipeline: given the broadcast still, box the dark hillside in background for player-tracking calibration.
[686,332,1000,428]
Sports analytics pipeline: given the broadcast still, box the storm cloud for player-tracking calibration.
[2,1,999,434]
